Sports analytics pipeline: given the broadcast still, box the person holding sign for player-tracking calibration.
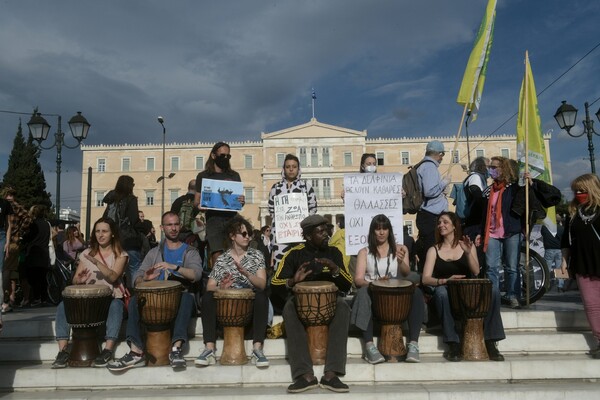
[351,214,425,363]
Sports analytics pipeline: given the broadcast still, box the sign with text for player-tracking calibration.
[200,179,244,211]
[344,173,404,255]
[274,192,309,244]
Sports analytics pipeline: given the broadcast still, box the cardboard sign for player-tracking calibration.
[200,178,244,211]
[274,192,309,244]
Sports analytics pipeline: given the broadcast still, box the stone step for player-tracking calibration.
[1,354,599,391]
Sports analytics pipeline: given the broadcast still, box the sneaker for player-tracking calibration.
[405,342,420,363]
[485,340,505,361]
[509,297,521,309]
[169,347,186,369]
[52,350,70,369]
[364,343,385,364]
[94,349,113,367]
[444,342,462,362]
[106,352,146,371]
[251,348,269,368]
[287,377,319,393]
[319,376,350,393]
[194,348,216,367]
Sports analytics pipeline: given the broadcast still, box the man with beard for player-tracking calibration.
[271,215,352,393]
[194,142,244,268]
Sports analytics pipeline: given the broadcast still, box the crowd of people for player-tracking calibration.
[0,139,597,394]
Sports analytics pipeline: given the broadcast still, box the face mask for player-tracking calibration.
[214,155,230,170]
[575,193,589,204]
[364,165,377,173]
[489,168,500,180]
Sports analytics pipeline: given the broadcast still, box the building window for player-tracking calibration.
[171,156,179,172]
[452,150,460,164]
[276,153,285,167]
[121,158,130,172]
[376,152,385,166]
[244,187,254,204]
[244,155,253,169]
[145,190,155,206]
[299,148,307,167]
[401,151,410,165]
[404,221,413,236]
[344,152,352,166]
[311,147,318,166]
[476,149,485,158]
[322,147,330,166]
[501,148,510,158]
[170,189,179,204]
[97,158,106,173]
[311,179,319,195]
[146,157,155,172]
[95,191,105,207]
[323,178,331,199]
[195,156,204,170]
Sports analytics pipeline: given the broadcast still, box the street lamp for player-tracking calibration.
[27,111,91,217]
[156,116,175,220]
[554,100,600,174]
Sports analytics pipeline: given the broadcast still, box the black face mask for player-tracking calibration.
[214,155,230,170]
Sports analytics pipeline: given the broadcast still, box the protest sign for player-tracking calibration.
[200,178,244,211]
[274,192,309,244]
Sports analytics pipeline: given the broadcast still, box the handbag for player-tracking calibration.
[47,222,56,267]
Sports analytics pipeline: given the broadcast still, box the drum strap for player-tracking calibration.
[374,251,392,280]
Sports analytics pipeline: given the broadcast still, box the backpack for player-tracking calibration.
[402,160,433,214]
[451,172,486,220]
[178,198,196,232]
[104,198,142,249]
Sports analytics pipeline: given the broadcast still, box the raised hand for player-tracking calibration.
[458,235,474,253]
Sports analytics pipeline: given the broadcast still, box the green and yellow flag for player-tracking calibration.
[456,0,497,121]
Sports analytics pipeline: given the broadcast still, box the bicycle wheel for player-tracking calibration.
[519,247,550,304]
[46,269,64,305]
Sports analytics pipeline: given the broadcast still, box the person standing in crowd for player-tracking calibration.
[62,225,86,262]
[415,140,450,272]
[422,212,505,362]
[561,174,600,358]
[352,214,425,364]
[0,188,13,326]
[271,215,352,393]
[195,215,270,368]
[103,175,144,288]
[194,142,245,268]
[171,179,200,245]
[52,217,128,368]
[1,187,27,313]
[255,225,272,271]
[541,215,565,291]
[21,205,50,306]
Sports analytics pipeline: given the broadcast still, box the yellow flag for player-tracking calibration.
[456,0,497,121]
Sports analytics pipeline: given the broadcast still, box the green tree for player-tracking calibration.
[2,120,52,210]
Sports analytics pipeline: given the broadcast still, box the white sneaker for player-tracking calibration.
[194,348,216,367]
[364,343,385,364]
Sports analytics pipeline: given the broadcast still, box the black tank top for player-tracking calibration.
[432,247,470,279]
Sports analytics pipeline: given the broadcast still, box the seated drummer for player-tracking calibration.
[421,211,505,362]
[271,215,352,393]
[52,217,128,368]
[352,214,425,363]
[108,211,203,371]
[195,215,270,368]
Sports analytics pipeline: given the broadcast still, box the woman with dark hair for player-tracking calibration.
[52,217,128,368]
[352,214,425,363]
[194,142,245,268]
[196,215,269,368]
[422,211,505,362]
[63,225,86,261]
[103,175,143,288]
[359,153,378,173]
[561,173,600,358]
[21,205,51,306]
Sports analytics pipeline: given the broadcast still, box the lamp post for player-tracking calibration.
[554,100,600,174]
[27,111,91,217]
[156,117,176,221]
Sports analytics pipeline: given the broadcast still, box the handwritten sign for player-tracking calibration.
[200,178,244,211]
[344,173,404,255]
[274,192,309,244]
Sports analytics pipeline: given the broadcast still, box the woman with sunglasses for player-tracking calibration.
[196,215,270,368]
[561,173,600,358]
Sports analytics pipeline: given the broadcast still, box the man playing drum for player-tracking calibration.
[271,215,352,393]
[108,212,203,371]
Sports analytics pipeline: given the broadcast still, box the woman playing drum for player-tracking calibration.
[196,215,270,368]
[422,211,504,362]
[52,217,128,368]
[352,214,425,363]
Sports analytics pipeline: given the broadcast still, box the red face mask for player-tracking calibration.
[575,193,589,204]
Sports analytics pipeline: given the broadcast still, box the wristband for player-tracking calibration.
[175,265,181,272]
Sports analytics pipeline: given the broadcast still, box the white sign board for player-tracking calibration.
[344,173,404,255]
[274,192,309,244]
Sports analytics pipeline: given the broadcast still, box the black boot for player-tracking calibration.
[485,340,505,361]
[444,342,462,362]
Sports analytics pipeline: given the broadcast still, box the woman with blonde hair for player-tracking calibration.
[561,173,600,358]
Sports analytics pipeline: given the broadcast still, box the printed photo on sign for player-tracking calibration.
[343,173,404,255]
[274,192,309,244]
[200,179,244,211]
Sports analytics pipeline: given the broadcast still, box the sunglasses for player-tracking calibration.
[237,231,250,237]
[217,153,232,160]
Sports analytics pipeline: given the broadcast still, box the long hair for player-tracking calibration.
[65,225,82,245]
[113,175,135,201]
[434,211,462,248]
[569,173,600,215]
[359,153,377,173]
[469,156,489,175]
[88,217,124,258]
[204,142,234,174]
[367,214,397,258]
[490,156,516,184]
[224,215,254,248]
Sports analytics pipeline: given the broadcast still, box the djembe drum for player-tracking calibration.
[293,281,338,365]
[447,278,492,361]
[370,279,415,362]
[135,280,183,366]
[62,284,113,367]
[214,288,255,365]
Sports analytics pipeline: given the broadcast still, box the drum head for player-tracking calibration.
[293,280,337,293]
[371,278,412,289]
[214,288,255,300]
[136,280,182,290]
[63,284,112,297]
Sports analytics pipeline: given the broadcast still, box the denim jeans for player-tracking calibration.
[55,297,124,342]
[0,230,5,308]
[125,250,142,289]
[485,233,521,299]
[126,292,196,350]
[544,249,563,289]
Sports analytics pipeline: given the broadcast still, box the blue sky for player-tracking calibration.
[0,0,599,211]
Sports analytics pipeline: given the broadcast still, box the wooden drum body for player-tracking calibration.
[214,288,255,365]
[62,284,113,367]
[293,281,338,365]
[447,279,492,361]
[135,280,183,366]
[370,279,415,362]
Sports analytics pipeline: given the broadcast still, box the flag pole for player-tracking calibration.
[445,102,470,176]
[524,51,531,307]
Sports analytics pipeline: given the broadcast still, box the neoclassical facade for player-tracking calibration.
[79,118,551,236]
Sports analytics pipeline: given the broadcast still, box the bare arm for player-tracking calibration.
[354,248,370,288]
